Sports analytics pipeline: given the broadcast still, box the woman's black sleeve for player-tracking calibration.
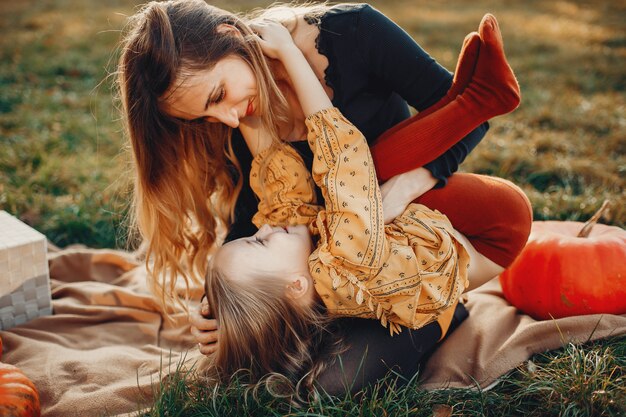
[356,5,488,186]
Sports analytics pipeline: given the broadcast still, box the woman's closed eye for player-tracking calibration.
[255,236,265,245]
[189,87,225,123]
[209,87,225,105]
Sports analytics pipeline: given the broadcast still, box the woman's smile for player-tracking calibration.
[245,98,255,117]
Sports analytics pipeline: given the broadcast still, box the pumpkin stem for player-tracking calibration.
[577,200,610,238]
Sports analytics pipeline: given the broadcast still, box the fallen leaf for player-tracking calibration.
[432,404,453,417]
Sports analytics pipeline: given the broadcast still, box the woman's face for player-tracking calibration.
[162,55,259,128]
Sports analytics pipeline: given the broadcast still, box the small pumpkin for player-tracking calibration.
[500,201,626,320]
[0,362,41,417]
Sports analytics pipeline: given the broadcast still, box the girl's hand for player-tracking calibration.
[250,20,298,60]
[189,297,219,356]
[380,167,438,224]
[252,20,331,116]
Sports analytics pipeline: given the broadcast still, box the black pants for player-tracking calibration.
[315,303,468,395]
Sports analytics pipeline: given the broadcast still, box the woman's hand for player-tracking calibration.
[189,297,219,356]
[250,20,299,61]
[380,167,438,224]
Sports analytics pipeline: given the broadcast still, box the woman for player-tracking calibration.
[203,14,523,388]
[117,0,530,393]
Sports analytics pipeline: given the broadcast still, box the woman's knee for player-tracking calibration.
[489,176,532,236]
[481,175,533,267]
[416,173,533,268]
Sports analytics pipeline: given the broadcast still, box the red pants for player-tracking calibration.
[414,173,532,267]
[371,133,532,269]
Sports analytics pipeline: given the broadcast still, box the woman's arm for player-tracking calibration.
[379,166,437,224]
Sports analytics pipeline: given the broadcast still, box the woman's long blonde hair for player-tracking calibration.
[117,0,291,311]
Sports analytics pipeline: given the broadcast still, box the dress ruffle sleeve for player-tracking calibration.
[250,144,320,228]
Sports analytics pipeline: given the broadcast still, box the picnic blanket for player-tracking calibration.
[1,247,625,416]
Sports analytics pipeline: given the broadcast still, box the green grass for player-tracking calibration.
[1,0,624,248]
[1,0,624,416]
[138,335,625,416]
[0,0,133,247]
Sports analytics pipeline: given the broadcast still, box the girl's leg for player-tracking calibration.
[372,14,520,182]
[374,30,481,142]
[414,173,533,268]
[369,15,531,267]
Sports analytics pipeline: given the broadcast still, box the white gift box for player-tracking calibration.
[0,211,52,330]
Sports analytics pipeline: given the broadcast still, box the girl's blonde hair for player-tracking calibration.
[117,0,292,311]
[203,256,340,393]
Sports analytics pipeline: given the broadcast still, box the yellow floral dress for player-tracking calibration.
[250,108,470,337]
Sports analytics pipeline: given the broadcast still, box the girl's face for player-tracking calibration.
[213,224,316,305]
[162,55,259,128]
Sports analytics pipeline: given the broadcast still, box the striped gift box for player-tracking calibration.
[0,211,52,330]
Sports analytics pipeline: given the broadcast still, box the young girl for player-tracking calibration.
[204,14,518,386]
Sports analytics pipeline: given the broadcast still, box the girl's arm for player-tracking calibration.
[238,116,274,157]
[237,23,329,228]
[238,97,319,228]
[251,21,332,117]
[253,21,387,272]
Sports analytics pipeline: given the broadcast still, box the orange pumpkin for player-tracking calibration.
[500,202,626,320]
[0,363,41,417]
